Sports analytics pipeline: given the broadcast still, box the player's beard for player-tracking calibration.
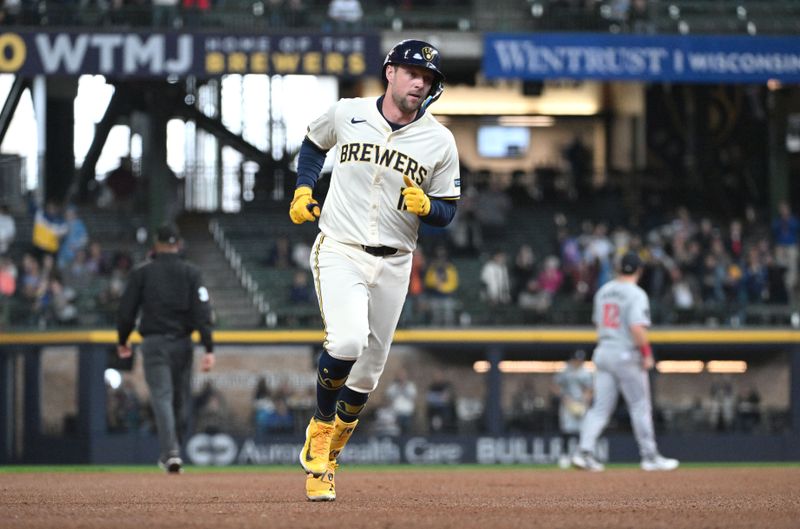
[391,88,423,116]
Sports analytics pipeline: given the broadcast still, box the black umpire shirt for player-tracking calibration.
[117,252,214,352]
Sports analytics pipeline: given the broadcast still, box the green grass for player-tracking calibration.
[1,462,797,474]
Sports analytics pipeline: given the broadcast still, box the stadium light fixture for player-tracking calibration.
[706,361,747,374]
[473,360,596,374]
[655,360,704,374]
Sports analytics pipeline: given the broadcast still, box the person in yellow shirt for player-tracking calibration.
[423,244,459,325]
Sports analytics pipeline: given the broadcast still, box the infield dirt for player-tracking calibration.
[1,467,798,529]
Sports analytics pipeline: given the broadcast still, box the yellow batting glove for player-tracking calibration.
[402,175,431,216]
[289,187,320,224]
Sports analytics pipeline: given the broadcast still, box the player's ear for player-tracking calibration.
[385,64,395,84]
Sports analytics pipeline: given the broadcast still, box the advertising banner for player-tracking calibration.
[483,33,800,83]
[0,31,381,78]
[185,433,610,466]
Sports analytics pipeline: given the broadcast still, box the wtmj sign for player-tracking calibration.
[0,31,381,78]
[483,33,800,83]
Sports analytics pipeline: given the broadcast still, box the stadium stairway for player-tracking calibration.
[177,214,263,328]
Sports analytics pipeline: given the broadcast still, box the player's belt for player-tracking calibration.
[361,245,399,257]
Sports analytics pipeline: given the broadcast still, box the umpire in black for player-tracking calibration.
[117,223,215,473]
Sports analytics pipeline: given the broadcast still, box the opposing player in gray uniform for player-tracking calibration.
[572,252,679,472]
[551,349,593,462]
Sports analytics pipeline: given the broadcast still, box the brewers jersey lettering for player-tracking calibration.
[306,97,460,253]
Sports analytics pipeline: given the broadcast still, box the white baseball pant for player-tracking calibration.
[310,233,412,393]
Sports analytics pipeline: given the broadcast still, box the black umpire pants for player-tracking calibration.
[141,335,194,460]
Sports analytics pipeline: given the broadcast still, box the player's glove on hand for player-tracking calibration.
[289,186,320,224]
[402,175,431,216]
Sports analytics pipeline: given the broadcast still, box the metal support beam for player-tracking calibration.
[0,76,29,145]
[791,346,800,435]
[177,103,273,167]
[78,345,107,440]
[77,87,128,201]
[484,347,504,435]
[0,348,14,464]
[23,347,42,451]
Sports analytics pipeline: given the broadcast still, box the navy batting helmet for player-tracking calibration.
[383,39,445,111]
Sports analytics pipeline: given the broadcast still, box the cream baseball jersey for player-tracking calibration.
[306,96,460,253]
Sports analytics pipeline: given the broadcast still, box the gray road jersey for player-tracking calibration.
[592,279,651,355]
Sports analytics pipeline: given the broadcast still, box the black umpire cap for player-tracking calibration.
[156,223,180,245]
[620,251,642,274]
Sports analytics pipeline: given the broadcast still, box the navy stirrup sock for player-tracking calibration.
[336,386,370,423]
[314,350,355,422]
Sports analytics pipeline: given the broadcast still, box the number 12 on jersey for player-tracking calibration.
[602,303,621,329]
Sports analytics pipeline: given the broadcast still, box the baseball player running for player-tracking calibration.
[289,39,460,500]
[572,252,679,472]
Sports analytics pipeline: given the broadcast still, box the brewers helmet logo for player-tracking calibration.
[422,46,436,62]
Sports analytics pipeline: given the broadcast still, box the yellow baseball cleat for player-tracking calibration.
[306,462,338,501]
[330,417,359,461]
[299,417,335,477]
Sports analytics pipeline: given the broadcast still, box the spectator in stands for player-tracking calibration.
[511,244,536,303]
[107,378,142,433]
[57,206,89,270]
[508,378,539,432]
[764,252,789,304]
[19,253,43,304]
[726,219,745,261]
[30,199,68,261]
[384,368,417,435]
[194,381,230,434]
[562,136,592,197]
[741,246,768,304]
[710,378,736,432]
[265,235,292,268]
[36,272,78,328]
[105,157,137,237]
[586,222,614,287]
[86,241,112,276]
[735,387,761,433]
[64,248,93,290]
[475,174,511,239]
[426,369,457,434]
[289,270,314,304]
[256,397,295,436]
[0,204,15,255]
[182,0,211,26]
[0,255,17,327]
[285,0,308,27]
[448,184,483,257]
[265,0,286,27]
[369,396,401,437]
[0,0,21,25]
[772,201,799,303]
[519,255,563,314]
[327,0,363,31]
[97,251,132,321]
[480,249,511,306]
[424,245,459,326]
[292,238,312,269]
[402,248,427,325]
[152,0,181,28]
[668,267,696,319]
